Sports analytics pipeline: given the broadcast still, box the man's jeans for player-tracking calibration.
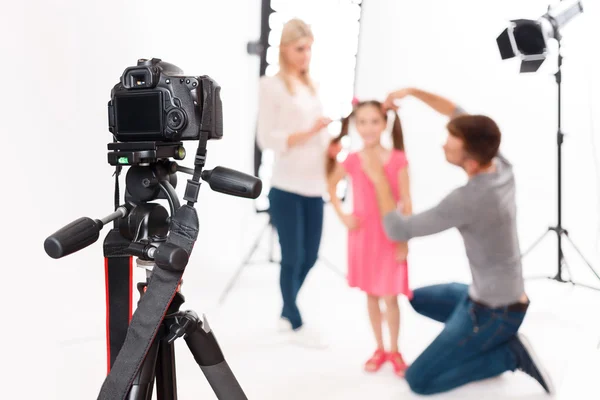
[405,283,526,395]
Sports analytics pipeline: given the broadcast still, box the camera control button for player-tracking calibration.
[166,108,186,131]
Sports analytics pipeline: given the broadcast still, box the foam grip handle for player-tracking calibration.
[202,167,262,199]
[44,217,102,259]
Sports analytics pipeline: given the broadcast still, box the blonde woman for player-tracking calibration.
[257,18,331,348]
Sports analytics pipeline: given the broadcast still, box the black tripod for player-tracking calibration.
[521,38,600,291]
[45,142,260,399]
[131,261,246,400]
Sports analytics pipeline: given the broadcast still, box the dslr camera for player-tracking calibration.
[107,58,222,165]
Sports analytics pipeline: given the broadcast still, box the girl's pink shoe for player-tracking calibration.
[364,349,387,372]
[387,351,408,377]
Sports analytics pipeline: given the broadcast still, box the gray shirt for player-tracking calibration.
[383,151,524,308]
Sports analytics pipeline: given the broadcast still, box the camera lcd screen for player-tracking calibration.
[115,92,162,135]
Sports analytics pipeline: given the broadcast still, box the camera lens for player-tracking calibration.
[166,108,186,131]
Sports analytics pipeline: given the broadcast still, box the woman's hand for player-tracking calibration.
[341,213,360,231]
[287,117,332,148]
[309,117,332,135]
[395,242,409,262]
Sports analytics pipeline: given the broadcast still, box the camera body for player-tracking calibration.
[108,58,223,142]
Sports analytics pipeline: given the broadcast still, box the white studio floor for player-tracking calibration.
[52,209,600,400]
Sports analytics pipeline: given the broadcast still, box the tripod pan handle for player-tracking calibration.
[201,167,262,199]
[44,217,102,259]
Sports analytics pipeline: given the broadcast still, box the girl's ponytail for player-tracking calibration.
[326,112,352,176]
[390,110,405,151]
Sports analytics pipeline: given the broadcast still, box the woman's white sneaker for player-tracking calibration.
[277,317,293,333]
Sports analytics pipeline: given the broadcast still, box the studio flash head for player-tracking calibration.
[496,0,584,73]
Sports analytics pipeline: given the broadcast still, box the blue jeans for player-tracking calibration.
[268,188,324,330]
[405,283,526,395]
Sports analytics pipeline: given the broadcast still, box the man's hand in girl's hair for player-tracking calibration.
[383,88,413,111]
[395,242,408,262]
[341,213,360,231]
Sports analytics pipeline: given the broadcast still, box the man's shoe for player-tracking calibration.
[509,333,555,395]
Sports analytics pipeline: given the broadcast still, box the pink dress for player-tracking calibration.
[341,149,413,298]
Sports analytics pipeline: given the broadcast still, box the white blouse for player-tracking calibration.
[257,75,330,198]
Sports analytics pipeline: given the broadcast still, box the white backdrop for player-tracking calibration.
[2,0,600,398]
[0,0,260,397]
[354,0,600,290]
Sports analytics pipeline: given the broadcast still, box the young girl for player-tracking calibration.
[327,100,413,377]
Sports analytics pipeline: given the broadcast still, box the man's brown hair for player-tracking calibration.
[446,115,501,165]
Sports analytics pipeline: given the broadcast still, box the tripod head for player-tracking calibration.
[44,140,262,268]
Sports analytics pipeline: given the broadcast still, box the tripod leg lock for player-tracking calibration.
[164,311,248,399]
[164,310,226,367]
[165,310,200,343]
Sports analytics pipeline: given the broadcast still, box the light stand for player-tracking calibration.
[496,1,600,290]
[520,37,600,291]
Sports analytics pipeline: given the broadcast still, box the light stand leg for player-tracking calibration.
[317,254,345,278]
[521,229,556,282]
[521,229,552,259]
[218,219,272,305]
[268,222,276,263]
[563,234,600,282]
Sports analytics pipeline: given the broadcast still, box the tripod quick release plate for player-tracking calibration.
[108,141,186,166]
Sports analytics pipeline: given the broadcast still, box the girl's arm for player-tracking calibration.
[395,166,412,262]
[327,162,348,220]
[328,162,359,230]
[398,167,412,215]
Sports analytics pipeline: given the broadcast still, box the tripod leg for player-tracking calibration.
[218,220,271,305]
[127,331,160,400]
[155,337,177,400]
[563,234,600,282]
[184,314,248,400]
